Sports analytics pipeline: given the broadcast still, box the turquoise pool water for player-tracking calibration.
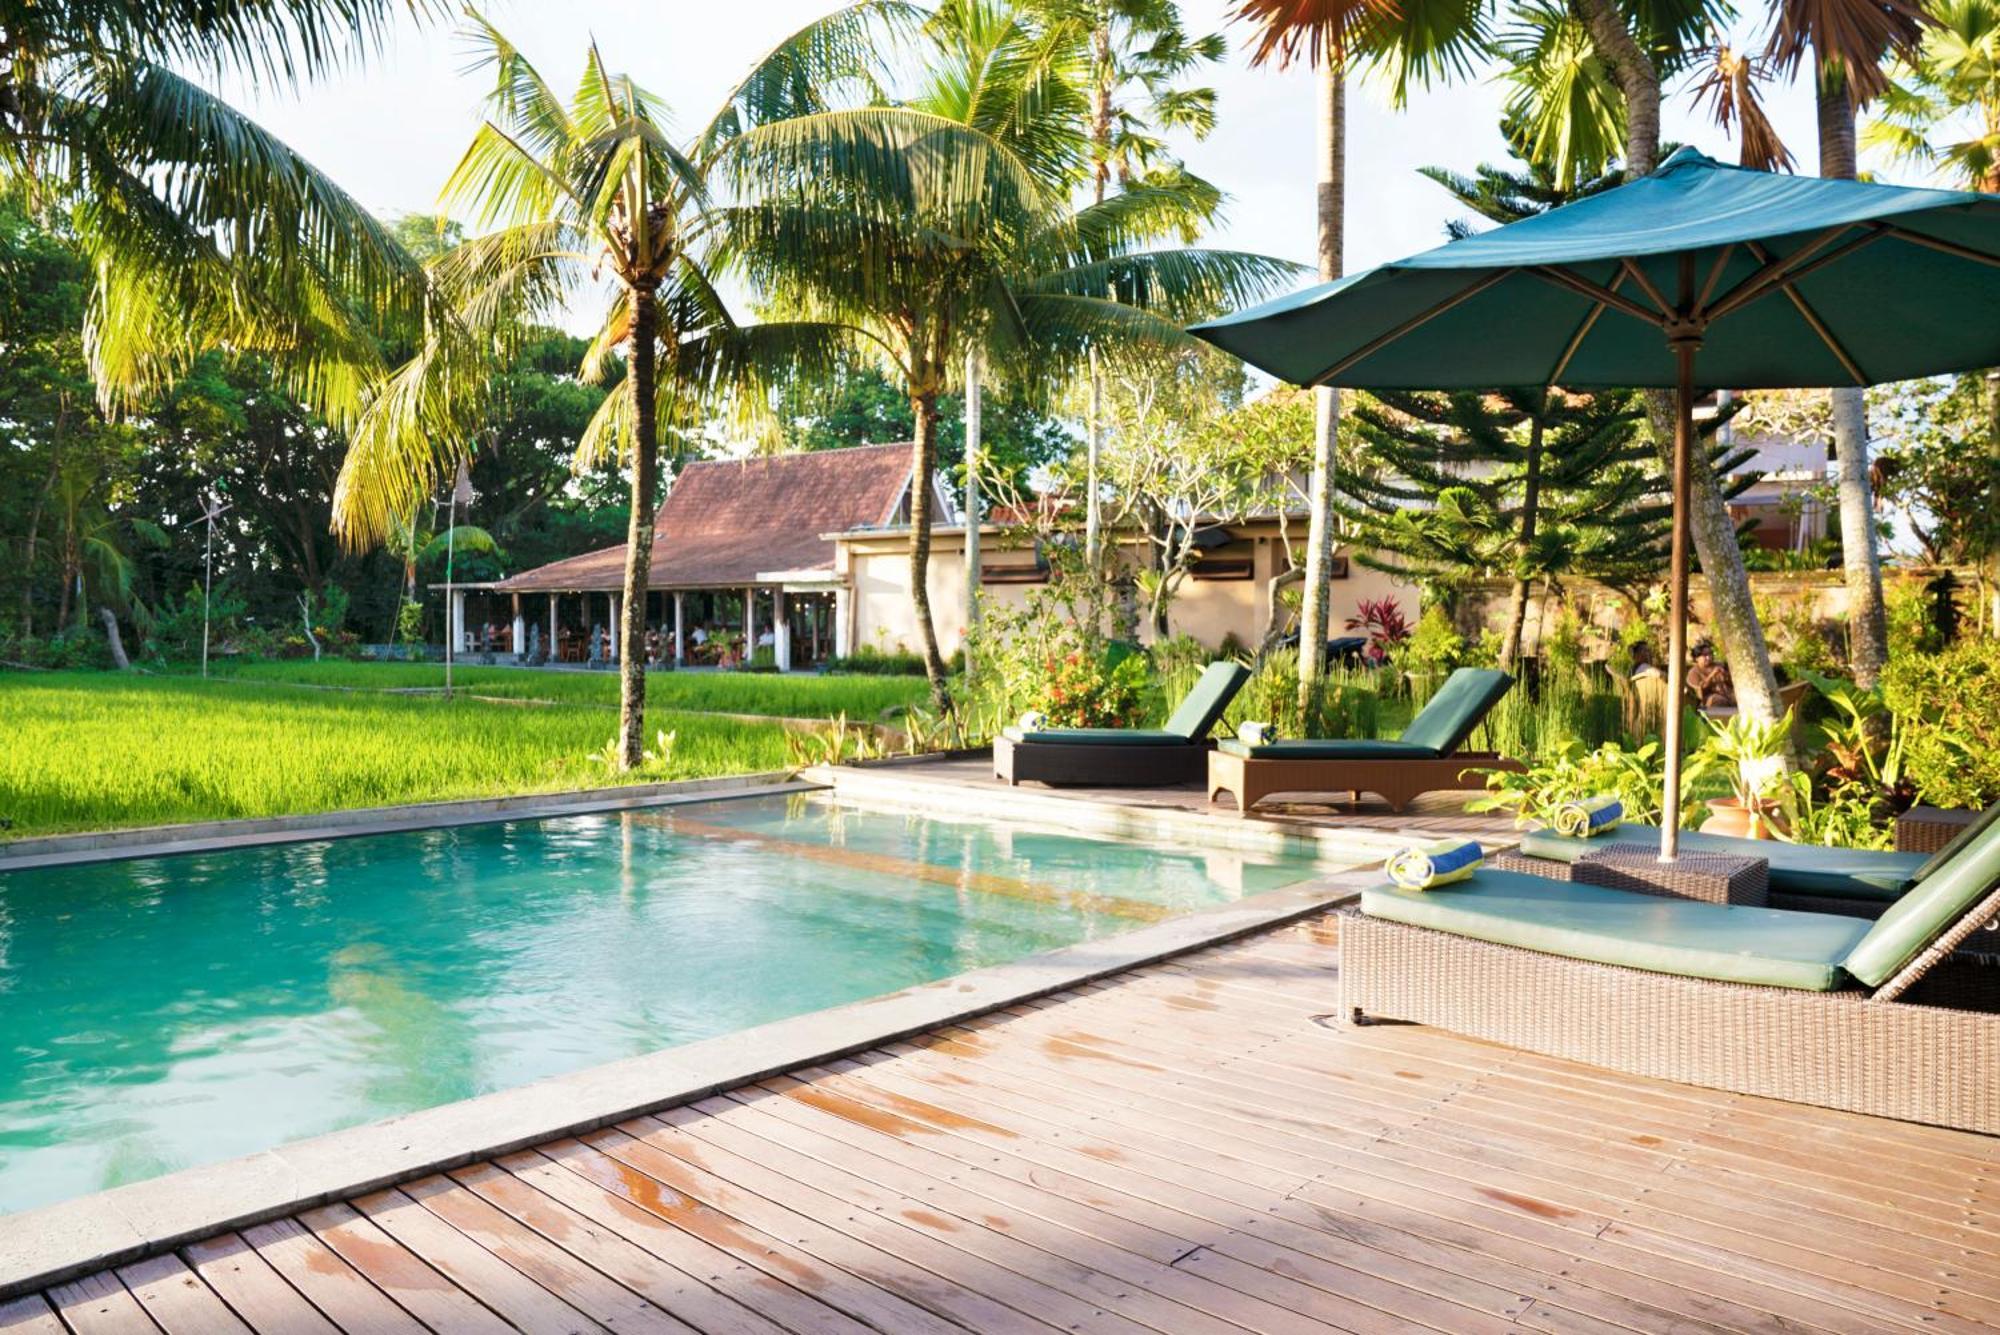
[0,792,1328,1214]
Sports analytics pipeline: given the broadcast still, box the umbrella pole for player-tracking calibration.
[1659,340,1697,861]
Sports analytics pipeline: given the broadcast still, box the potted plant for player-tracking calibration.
[1689,710,1794,839]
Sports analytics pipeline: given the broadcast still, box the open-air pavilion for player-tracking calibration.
[449,443,935,670]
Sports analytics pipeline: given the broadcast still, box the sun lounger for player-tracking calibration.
[1339,816,2000,1132]
[993,660,1249,788]
[1206,667,1521,815]
[1514,802,1999,916]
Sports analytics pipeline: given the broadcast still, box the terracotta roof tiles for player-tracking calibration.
[492,443,915,593]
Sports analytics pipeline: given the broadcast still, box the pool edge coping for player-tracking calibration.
[0,771,809,869]
[0,868,1369,1299]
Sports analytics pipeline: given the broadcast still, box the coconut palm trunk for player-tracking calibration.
[909,382,952,711]
[1816,70,1891,688]
[618,288,662,767]
[1574,0,1787,724]
[1297,60,1343,716]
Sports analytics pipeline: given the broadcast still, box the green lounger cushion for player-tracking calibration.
[1007,728,1189,746]
[1910,801,2000,882]
[1399,668,1515,755]
[1362,869,1875,991]
[1844,811,2000,986]
[1217,738,1440,760]
[1518,826,1923,903]
[1163,661,1252,740]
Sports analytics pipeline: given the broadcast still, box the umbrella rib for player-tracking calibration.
[1746,241,1867,386]
[1529,267,1665,327]
[1882,225,2000,268]
[1306,268,1518,387]
[1696,245,1736,313]
[1546,271,1626,386]
[1702,225,1852,321]
[1617,260,1674,317]
[1705,227,1890,321]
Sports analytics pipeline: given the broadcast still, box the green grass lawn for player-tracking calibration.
[0,672,797,839]
[206,658,928,718]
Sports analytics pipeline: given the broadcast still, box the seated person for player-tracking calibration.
[1688,640,1734,709]
[1628,641,1662,680]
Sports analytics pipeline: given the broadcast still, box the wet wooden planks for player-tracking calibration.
[15,915,1999,1333]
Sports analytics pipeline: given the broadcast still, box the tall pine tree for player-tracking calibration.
[1339,387,1673,668]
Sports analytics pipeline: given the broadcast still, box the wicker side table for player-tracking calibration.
[1895,805,1979,854]
[1488,850,1580,880]
[1572,848,1770,906]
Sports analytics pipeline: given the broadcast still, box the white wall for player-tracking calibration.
[841,527,1421,657]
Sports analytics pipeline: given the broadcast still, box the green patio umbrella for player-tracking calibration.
[1193,146,2000,858]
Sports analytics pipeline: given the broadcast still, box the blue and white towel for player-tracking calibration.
[1385,839,1484,890]
[1018,710,1047,733]
[1236,720,1279,746]
[1554,795,1623,839]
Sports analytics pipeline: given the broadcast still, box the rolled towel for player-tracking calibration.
[1385,839,1483,890]
[1018,710,1047,733]
[1236,720,1279,746]
[1554,795,1623,839]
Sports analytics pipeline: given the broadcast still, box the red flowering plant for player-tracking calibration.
[1037,648,1150,728]
[1346,597,1411,665]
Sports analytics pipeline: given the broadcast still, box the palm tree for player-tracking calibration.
[333,11,864,767]
[1028,0,1227,577]
[1867,0,2000,191]
[382,507,501,640]
[724,0,1299,711]
[1759,0,1933,690]
[0,0,430,422]
[1223,0,1472,715]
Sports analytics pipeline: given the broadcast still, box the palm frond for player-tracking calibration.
[1766,0,1937,103]
[1691,45,1796,172]
[1226,0,1407,69]
[698,1,927,157]
[1497,3,1628,191]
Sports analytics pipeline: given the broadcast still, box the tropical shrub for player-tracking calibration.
[1345,597,1410,663]
[1538,603,1592,687]
[1468,739,1683,829]
[1223,650,1379,740]
[142,582,247,663]
[1484,669,1626,758]
[1782,774,1894,850]
[826,646,929,676]
[1036,649,1149,728]
[1397,604,1464,679]
[1882,641,1996,808]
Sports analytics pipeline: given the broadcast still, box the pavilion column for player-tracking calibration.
[606,593,619,664]
[510,594,525,663]
[548,593,559,659]
[833,586,852,659]
[673,592,686,666]
[774,593,792,672]
[744,587,756,657]
[449,588,467,655]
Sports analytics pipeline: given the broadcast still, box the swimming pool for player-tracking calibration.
[0,791,1332,1214]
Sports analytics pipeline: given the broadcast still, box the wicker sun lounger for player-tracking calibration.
[993,660,1249,788]
[1339,822,2000,1132]
[1510,804,2000,916]
[1207,667,1521,815]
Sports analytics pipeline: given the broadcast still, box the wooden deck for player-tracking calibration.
[9,916,1997,1334]
[843,752,1522,841]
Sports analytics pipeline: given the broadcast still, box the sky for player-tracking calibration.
[213,0,1876,327]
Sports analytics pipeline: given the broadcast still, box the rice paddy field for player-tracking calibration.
[207,658,929,717]
[0,671,810,839]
